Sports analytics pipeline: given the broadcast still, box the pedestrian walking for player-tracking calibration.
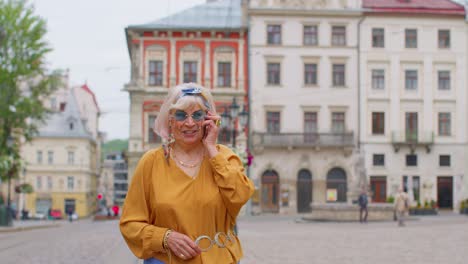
[394,188,409,227]
[358,189,368,223]
[119,83,255,264]
[67,208,74,223]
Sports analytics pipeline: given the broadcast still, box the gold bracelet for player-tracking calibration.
[163,229,173,251]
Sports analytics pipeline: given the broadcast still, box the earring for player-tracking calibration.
[168,125,175,143]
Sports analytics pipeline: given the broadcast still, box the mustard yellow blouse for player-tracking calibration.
[120,144,255,264]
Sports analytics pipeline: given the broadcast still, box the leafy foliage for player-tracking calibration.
[101,139,128,160]
[0,0,61,181]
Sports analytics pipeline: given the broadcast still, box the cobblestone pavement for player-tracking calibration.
[0,219,137,264]
[0,214,467,264]
[237,213,468,264]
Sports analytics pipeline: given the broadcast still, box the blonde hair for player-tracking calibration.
[153,83,217,140]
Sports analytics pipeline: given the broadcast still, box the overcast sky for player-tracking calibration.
[32,0,205,141]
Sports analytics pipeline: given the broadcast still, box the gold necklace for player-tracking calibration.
[171,148,203,168]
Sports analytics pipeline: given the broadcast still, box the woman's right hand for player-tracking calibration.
[167,231,202,260]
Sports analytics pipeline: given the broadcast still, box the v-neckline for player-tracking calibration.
[170,156,206,181]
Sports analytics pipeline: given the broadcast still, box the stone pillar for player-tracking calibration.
[170,39,176,87]
[205,40,211,87]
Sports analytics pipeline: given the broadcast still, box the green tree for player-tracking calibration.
[0,0,61,181]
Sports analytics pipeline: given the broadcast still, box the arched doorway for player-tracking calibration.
[326,167,347,202]
[261,170,279,213]
[297,169,312,213]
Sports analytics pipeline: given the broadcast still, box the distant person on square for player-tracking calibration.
[120,83,255,264]
[358,188,368,223]
[394,188,409,227]
[112,204,119,217]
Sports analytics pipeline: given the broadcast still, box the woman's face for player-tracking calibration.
[170,105,206,146]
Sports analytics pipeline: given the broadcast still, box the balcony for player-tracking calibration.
[252,132,354,149]
[391,131,434,153]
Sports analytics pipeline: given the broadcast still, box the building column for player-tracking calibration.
[205,40,211,88]
[170,38,176,87]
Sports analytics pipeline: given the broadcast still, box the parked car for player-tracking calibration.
[29,211,46,220]
[50,209,63,220]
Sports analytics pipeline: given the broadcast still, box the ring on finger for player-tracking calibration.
[215,119,221,127]
[180,253,184,258]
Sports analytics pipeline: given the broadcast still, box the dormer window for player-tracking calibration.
[69,122,74,130]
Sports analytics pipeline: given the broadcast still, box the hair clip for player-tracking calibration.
[178,87,211,110]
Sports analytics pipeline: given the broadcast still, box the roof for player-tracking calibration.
[80,84,100,113]
[127,0,243,30]
[363,0,465,16]
[37,91,93,140]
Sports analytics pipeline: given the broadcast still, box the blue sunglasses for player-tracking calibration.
[173,109,206,122]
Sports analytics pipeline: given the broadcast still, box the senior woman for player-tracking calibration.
[120,83,255,264]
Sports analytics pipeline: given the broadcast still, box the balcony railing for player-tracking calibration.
[252,132,354,148]
[391,131,434,152]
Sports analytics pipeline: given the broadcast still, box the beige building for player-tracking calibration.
[19,81,101,218]
[248,0,362,214]
[360,0,468,210]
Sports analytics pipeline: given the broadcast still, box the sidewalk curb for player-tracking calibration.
[0,223,61,233]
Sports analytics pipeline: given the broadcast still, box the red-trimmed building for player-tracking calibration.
[124,0,249,180]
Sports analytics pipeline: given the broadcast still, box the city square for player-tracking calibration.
[0,213,467,264]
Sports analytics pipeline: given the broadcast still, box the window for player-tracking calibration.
[438,30,450,48]
[438,71,450,90]
[331,112,345,133]
[47,176,53,190]
[217,62,231,87]
[148,115,161,143]
[332,26,346,46]
[405,29,417,48]
[68,151,74,165]
[69,122,74,130]
[439,155,451,167]
[372,112,385,135]
[332,64,345,86]
[67,176,74,190]
[403,176,408,192]
[406,154,417,167]
[438,112,451,136]
[413,176,420,202]
[371,69,385,90]
[304,112,317,143]
[405,70,418,90]
[50,98,57,110]
[36,176,42,190]
[304,25,318,46]
[48,151,54,165]
[372,28,384,48]
[267,25,281,45]
[266,111,280,133]
[304,64,317,85]
[148,60,163,86]
[405,112,418,142]
[267,63,280,85]
[373,154,385,166]
[37,151,43,164]
[183,61,197,83]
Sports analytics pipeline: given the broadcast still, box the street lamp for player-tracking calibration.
[6,136,14,226]
[221,97,248,148]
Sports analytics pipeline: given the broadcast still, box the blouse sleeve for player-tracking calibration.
[209,145,255,221]
[119,150,168,259]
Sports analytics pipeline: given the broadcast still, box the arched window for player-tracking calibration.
[326,167,347,202]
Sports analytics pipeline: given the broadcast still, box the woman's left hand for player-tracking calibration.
[202,111,221,157]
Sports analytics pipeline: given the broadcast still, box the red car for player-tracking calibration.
[50,209,63,220]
